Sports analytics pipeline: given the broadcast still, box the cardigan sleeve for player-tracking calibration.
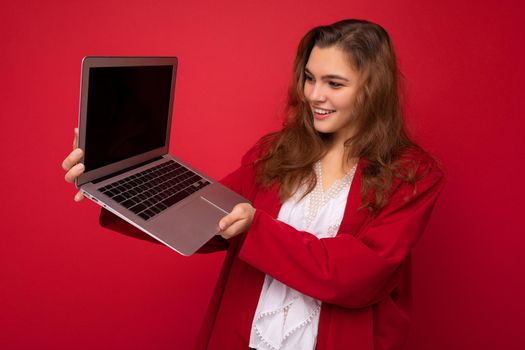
[237,159,444,309]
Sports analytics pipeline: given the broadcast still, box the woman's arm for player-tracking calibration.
[237,161,444,308]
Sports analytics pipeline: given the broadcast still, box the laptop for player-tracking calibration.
[75,56,248,256]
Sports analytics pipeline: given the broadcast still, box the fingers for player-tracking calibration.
[218,213,235,231]
[62,148,84,171]
[66,127,85,202]
[217,203,254,239]
[73,128,78,150]
[64,163,85,183]
[218,204,249,231]
[74,191,85,202]
[218,219,249,239]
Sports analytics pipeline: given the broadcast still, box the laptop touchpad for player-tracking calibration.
[154,196,228,255]
[177,197,228,237]
[178,196,227,234]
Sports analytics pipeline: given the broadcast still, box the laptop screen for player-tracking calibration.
[84,65,173,171]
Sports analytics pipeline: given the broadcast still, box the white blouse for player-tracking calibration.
[249,161,358,350]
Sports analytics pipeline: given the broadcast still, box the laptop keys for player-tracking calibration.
[98,160,210,221]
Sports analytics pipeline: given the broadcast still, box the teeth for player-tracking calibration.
[314,108,335,115]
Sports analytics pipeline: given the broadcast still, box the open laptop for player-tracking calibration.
[75,56,248,256]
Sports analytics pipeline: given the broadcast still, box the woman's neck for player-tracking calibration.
[321,138,358,185]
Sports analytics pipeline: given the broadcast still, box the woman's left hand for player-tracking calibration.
[218,203,256,239]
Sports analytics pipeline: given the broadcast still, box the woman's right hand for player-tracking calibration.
[62,128,85,202]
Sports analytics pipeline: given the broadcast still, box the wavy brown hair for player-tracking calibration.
[255,19,427,212]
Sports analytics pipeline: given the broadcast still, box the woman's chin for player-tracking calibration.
[313,122,335,134]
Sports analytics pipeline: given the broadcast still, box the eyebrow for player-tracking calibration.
[304,68,350,82]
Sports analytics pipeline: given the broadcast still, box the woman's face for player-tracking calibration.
[303,45,361,142]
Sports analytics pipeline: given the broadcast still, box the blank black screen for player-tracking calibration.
[84,65,173,171]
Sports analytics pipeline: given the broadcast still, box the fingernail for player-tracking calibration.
[77,163,85,171]
[219,221,225,230]
[73,148,83,157]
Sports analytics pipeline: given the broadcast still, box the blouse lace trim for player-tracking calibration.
[304,161,357,228]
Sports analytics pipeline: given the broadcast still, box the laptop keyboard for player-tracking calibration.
[97,160,210,221]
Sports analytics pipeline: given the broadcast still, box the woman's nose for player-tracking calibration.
[307,83,327,102]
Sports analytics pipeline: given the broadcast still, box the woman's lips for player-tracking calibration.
[313,108,335,120]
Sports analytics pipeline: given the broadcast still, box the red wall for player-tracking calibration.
[1,0,524,349]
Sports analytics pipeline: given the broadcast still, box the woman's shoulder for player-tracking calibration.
[240,143,263,165]
[372,146,445,210]
[240,132,278,166]
[396,145,444,182]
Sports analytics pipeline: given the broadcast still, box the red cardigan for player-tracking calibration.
[99,143,444,350]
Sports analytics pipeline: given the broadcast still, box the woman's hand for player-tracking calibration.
[218,203,256,239]
[61,128,85,202]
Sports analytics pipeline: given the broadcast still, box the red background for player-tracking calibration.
[1,0,524,349]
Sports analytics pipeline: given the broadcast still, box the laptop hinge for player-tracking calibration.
[92,156,164,184]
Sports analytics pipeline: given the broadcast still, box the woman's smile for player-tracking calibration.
[312,107,336,120]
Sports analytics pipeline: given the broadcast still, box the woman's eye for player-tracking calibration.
[304,74,314,82]
[329,81,342,88]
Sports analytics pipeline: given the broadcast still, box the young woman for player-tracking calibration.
[63,19,444,350]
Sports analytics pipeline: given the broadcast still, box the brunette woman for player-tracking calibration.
[63,19,444,350]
